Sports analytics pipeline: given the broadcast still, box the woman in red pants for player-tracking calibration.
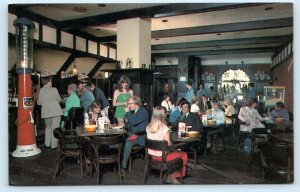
[146,106,187,184]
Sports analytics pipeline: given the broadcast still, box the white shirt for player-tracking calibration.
[191,103,200,113]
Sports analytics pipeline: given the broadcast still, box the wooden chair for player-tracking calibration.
[84,135,125,184]
[53,128,85,179]
[143,138,183,184]
[245,128,271,179]
[63,107,84,130]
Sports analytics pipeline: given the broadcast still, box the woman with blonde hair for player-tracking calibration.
[224,98,236,117]
[146,106,187,184]
[113,75,133,125]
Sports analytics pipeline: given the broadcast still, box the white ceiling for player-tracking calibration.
[14,3,293,63]
[25,4,163,21]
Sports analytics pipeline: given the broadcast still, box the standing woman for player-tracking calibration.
[37,76,63,149]
[113,75,133,125]
[146,106,187,184]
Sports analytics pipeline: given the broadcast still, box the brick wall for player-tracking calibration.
[271,56,293,112]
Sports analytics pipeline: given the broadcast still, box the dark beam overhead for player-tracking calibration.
[56,53,76,76]
[152,47,279,57]
[152,35,293,50]
[88,60,105,77]
[8,4,59,28]
[98,35,117,43]
[59,3,267,29]
[152,17,293,38]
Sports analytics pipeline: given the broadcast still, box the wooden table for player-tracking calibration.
[76,125,127,137]
[170,132,200,169]
[272,133,293,143]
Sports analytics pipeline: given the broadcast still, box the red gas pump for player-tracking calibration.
[12,18,41,157]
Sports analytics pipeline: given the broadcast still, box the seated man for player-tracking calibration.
[198,95,212,115]
[122,96,149,171]
[169,97,187,124]
[271,101,290,122]
[173,100,202,132]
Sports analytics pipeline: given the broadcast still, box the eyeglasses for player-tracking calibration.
[127,102,134,105]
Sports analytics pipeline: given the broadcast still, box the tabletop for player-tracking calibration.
[171,132,200,143]
[76,125,127,137]
[272,133,293,144]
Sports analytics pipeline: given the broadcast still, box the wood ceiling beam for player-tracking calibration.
[56,53,76,75]
[88,60,105,77]
[152,47,279,57]
[152,35,293,50]
[152,17,293,38]
[8,4,59,28]
[59,3,268,29]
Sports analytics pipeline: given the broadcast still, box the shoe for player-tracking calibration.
[169,176,180,184]
[164,176,180,184]
[120,168,126,176]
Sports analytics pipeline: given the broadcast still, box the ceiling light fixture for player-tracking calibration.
[72,61,78,75]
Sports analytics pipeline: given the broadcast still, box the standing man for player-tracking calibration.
[185,81,195,104]
[37,76,63,149]
[90,82,110,116]
[80,84,95,113]
[122,96,149,171]
[245,82,256,101]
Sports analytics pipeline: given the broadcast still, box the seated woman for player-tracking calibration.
[190,96,200,114]
[161,94,174,112]
[146,106,187,184]
[209,100,225,125]
[84,101,110,125]
[223,98,236,124]
[238,98,269,132]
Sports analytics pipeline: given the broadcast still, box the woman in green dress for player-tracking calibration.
[113,75,133,125]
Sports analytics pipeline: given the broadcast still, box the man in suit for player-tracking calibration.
[173,100,202,132]
[122,96,149,171]
[185,81,195,104]
[37,76,63,149]
[90,82,110,116]
[198,95,212,115]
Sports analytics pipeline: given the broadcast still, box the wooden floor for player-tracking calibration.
[9,130,291,186]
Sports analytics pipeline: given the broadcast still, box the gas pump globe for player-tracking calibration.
[12,18,41,157]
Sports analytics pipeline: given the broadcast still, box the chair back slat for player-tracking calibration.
[91,135,125,146]
[145,138,168,151]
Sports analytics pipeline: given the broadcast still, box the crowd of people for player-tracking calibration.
[36,75,289,184]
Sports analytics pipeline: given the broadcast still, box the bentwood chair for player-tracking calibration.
[53,128,85,179]
[63,107,84,130]
[84,135,125,184]
[245,128,271,179]
[143,138,183,184]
